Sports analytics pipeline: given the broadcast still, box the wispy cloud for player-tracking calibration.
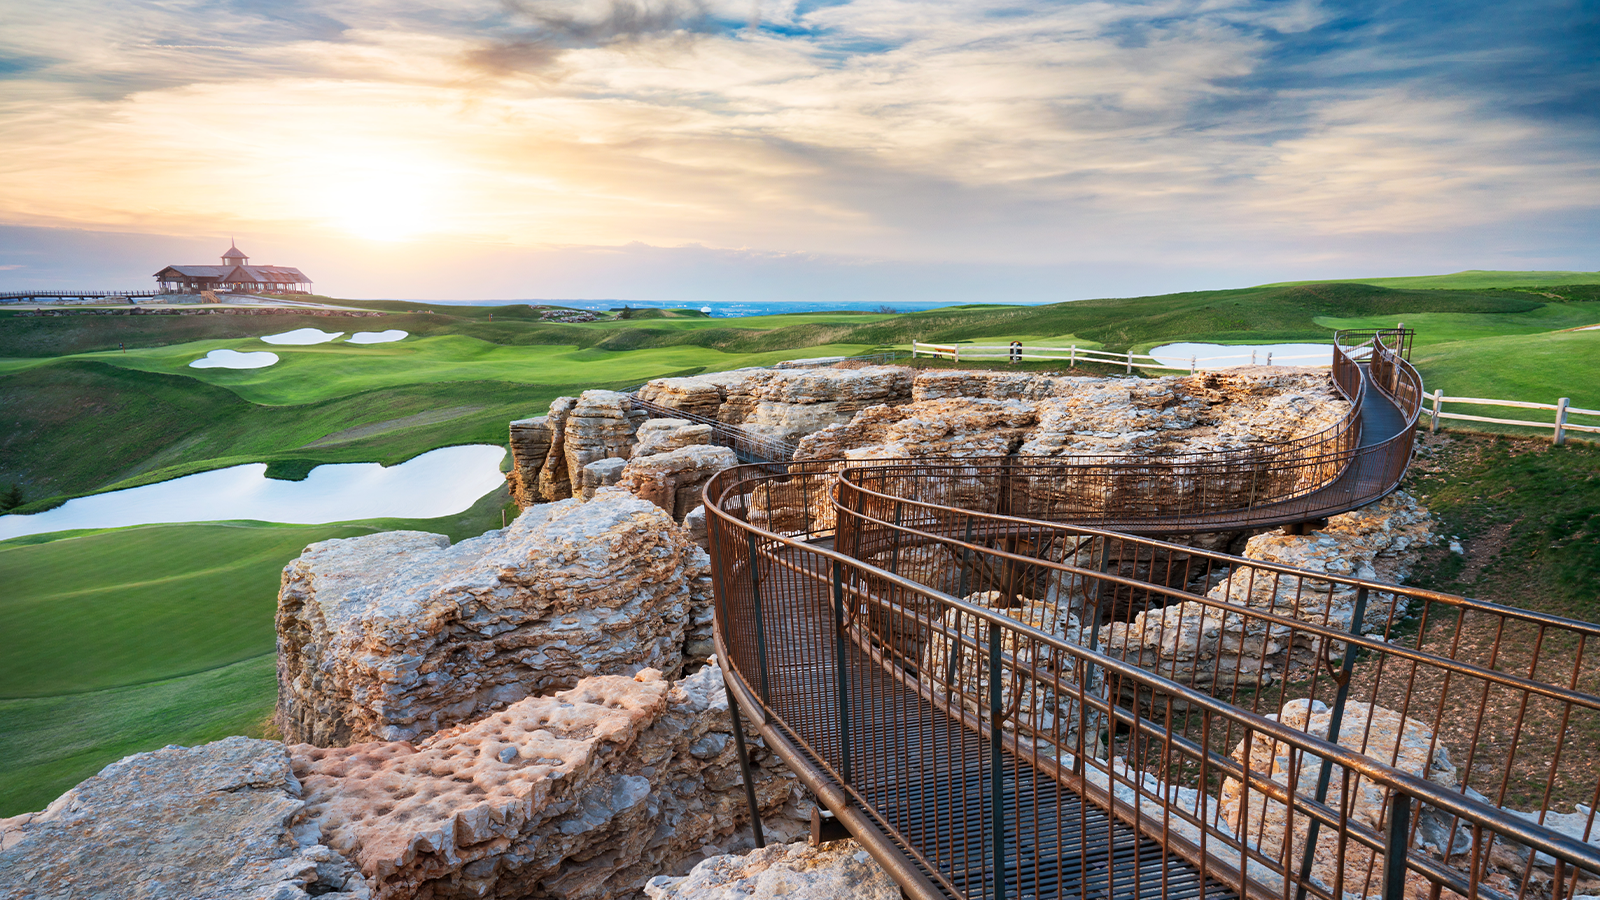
[0,0,1594,294]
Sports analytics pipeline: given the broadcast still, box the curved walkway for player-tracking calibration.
[702,334,1600,900]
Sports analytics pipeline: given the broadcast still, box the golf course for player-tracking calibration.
[2,271,1598,815]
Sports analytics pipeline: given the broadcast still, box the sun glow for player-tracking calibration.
[325,174,439,242]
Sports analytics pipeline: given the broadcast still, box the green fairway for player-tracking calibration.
[0,485,518,815]
[1409,331,1600,433]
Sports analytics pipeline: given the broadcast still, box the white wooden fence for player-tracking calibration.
[1427,391,1598,445]
[908,341,1337,374]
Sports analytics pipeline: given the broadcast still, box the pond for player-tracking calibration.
[0,445,507,541]
[1149,342,1335,370]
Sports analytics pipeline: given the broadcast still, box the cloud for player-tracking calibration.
[0,0,1594,295]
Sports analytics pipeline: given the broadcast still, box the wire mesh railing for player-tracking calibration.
[707,459,1600,900]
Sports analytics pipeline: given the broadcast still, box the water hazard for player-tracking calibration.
[0,445,507,541]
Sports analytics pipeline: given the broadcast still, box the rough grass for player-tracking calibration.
[1265,270,1600,290]
[0,485,518,816]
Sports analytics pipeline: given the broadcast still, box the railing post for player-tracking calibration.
[1430,389,1443,433]
[1125,350,1133,374]
[1382,792,1412,900]
[954,345,960,363]
[744,531,772,703]
[831,559,853,785]
[722,672,767,849]
[989,619,1008,900]
[1070,345,1076,367]
[1296,585,1368,900]
[1556,397,1570,446]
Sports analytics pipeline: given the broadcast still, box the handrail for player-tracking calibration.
[706,460,1600,900]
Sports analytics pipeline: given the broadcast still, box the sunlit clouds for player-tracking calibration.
[0,0,1595,297]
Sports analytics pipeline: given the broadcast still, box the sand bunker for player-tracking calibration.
[347,330,408,344]
[262,328,343,345]
[189,349,280,369]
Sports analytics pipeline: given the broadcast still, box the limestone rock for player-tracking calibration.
[0,737,367,900]
[912,369,1080,402]
[275,491,711,746]
[1095,492,1434,688]
[794,398,1036,462]
[292,666,809,900]
[621,445,741,521]
[1221,699,1456,898]
[635,419,714,458]
[643,839,900,900]
[580,457,627,500]
[636,370,764,421]
[565,391,646,498]
[508,415,552,508]
[538,397,577,502]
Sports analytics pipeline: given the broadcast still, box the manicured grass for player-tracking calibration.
[0,655,280,817]
[0,485,519,816]
[1410,331,1600,433]
[1314,302,1600,346]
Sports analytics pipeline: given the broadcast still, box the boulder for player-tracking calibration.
[620,445,741,521]
[275,490,711,746]
[292,666,810,900]
[508,415,552,508]
[636,370,764,421]
[538,396,577,502]
[0,737,367,900]
[635,419,714,458]
[580,457,627,500]
[644,839,899,900]
[565,391,646,497]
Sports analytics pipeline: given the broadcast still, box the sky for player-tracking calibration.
[0,0,1595,301]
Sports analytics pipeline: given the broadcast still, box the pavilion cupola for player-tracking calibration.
[222,240,248,266]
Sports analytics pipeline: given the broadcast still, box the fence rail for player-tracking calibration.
[911,341,1342,373]
[1427,391,1599,445]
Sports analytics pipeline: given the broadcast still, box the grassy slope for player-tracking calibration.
[1266,270,1600,290]
[0,485,517,816]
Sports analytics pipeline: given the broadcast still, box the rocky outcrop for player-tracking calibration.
[637,367,915,450]
[565,391,646,499]
[793,398,1037,461]
[620,445,741,522]
[1093,492,1435,689]
[508,415,552,507]
[276,491,711,746]
[580,457,627,500]
[0,737,368,900]
[292,666,809,900]
[1222,699,1457,899]
[538,397,577,502]
[635,419,714,458]
[644,839,899,900]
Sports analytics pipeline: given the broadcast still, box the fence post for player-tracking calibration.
[1430,389,1443,433]
[1190,355,1197,374]
[1125,351,1132,374]
[1556,397,1570,446]
[1251,349,1257,365]
[911,340,919,359]
[1266,352,1273,366]
[1069,345,1076,368]
[954,345,960,363]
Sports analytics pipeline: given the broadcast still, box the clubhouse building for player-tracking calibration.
[153,241,313,295]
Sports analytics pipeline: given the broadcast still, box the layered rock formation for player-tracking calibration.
[1093,492,1435,688]
[635,419,713,458]
[566,391,646,500]
[291,666,808,900]
[508,415,552,507]
[0,737,368,900]
[644,839,900,900]
[276,491,711,746]
[620,445,741,522]
[636,366,916,448]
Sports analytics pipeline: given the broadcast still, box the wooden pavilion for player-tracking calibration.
[153,241,312,295]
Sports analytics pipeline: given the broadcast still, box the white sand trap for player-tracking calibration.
[347,330,408,344]
[189,349,280,369]
[1149,342,1334,370]
[0,445,507,541]
[262,328,343,345]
